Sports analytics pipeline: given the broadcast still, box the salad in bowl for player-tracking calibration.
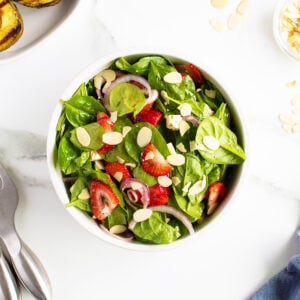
[47,52,247,249]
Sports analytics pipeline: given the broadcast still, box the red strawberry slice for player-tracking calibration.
[206,181,226,215]
[97,112,115,154]
[104,162,131,182]
[142,102,154,111]
[141,143,171,176]
[90,179,120,220]
[135,109,163,125]
[175,63,205,85]
[149,183,170,206]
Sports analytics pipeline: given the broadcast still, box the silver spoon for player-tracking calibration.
[0,250,20,300]
[0,163,51,300]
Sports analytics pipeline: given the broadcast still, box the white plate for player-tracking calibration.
[0,0,80,63]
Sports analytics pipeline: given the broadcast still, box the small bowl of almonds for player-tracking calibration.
[47,50,248,251]
[273,0,300,61]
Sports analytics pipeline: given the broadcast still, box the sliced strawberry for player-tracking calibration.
[97,112,115,154]
[141,143,172,176]
[175,63,205,85]
[97,112,115,131]
[149,183,170,206]
[135,109,163,125]
[97,143,114,154]
[90,179,120,220]
[206,181,226,215]
[142,102,154,111]
[104,162,131,182]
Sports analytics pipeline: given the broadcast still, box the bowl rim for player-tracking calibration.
[273,0,300,61]
[46,48,250,251]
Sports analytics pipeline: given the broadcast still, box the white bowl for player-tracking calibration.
[273,0,300,61]
[47,50,249,251]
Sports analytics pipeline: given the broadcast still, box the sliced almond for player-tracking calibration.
[131,182,142,190]
[113,171,123,182]
[209,18,226,32]
[176,142,187,153]
[182,182,192,193]
[291,94,300,107]
[228,12,242,30]
[76,127,91,147]
[188,176,206,196]
[144,151,155,161]
[172,177,181,186]
[211,0,229,8]
[293,123,300,132]
[109,224,127,234]
[203,136,220,150]
[100,69,116,83]
[189,140,197,151]
[133,208,153,222]
[117,156,125,163]
[167,142,177,155]
[197,143,206,151]
[286,80,297,88]
[137,127,152,147]
[178,103,192,117]
[205,89,216,99]
[163,71,182,84]
[122,126,132,137]
[110,111,118,123]
[102,132,123,145]
[292,108,300,116]
[94,74,105,89]
[179,120,190,136]
[236,0,248,16]
[158,176,173,187]
[70,184,75,194]
[167,153,185,166]
[90,150,102,161]
[279,113,298,125]
[95,160,104,170]
[78,188,90,200]
[125,162,136,168]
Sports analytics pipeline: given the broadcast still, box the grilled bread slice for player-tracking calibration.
[0,0,23,52]
[13,0,61,8]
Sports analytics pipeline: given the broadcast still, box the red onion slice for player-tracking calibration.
[103,74,158,112]
[183,115,200,126]
[150,205,195,235]
[120,178,150,208]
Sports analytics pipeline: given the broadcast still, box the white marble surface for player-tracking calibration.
[0,0,300,299]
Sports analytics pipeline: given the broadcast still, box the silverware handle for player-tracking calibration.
[1,235,51,300]
[0,252,21,300]
[11,240,51,300]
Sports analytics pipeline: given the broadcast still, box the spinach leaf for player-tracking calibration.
[57,132,80,174]
[70,122,105,150]
[105,206,128,229]
[114,56,169,76]
[132,165,157,186]
[65,199,92,213]
[73,83,88,97]
[215,102,230,126]
[196,116,245,164]
[198,81,224,111]
[69,177,89,201]
[63,95,105,127]
[109,83,145,117]
[124,122,169,162]
[132,212,180,244]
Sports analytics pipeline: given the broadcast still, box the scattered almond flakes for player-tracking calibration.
[211,0,229,9]
[236,0,248,16]
[279,92,300,134]
[209,18,226,32]
[286,80,297,87]
[228,12,242,30]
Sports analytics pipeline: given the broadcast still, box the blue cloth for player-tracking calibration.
[249,229,300,300]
